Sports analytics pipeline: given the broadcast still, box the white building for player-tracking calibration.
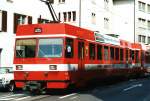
[113,0,150,44]
[0,0,114,68]
[52,0,114,34]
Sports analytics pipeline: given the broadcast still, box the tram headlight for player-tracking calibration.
[49,65,57,70]
[16,65,23,70]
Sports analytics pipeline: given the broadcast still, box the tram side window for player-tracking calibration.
[131,50,135,60]
[130,49,132,58]
[89,43,95,60]
[135,50,139,63]
[145,51,150,63]
[120,49,123,61]
[126,49,128,61]
[104,46,109,60]
[110,47,114,60]
[115,48,119,60]
[65,38,74,58]
[97,45,102,60]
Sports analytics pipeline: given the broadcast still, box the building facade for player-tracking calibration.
[52,0,114,34]
[113,0,150,44]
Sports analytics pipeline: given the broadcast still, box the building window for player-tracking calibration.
[104,0,109,10]
[138,35,142,42]
[0,10,7,32]
[28,16,32,24]
[138,18,146,28]
[142,35,146,43]
[104,18,109,29]
[92,13,96,24]
[72,11,76,21]
[148,21,150,30]
[138,1,146,12]
[59,0,65,3]
[148,4,150,13]
[138,35,146,43]
[14,13,32,33]
[59,11,76,22]
[6,0,13,3]
[68,12,71,22]
[148,37,150,44]
[63,12,67,22]
[48,0,54,4]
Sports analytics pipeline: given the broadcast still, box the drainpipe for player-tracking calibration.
[79,0,81,27]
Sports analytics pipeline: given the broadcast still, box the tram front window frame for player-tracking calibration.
[38,38,63,58]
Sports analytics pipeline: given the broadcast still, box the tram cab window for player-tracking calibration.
[16,39,36,58]
[38,38,63,58]
[104,46,109,60]
[115,48,119,60]
[65,38,74,58]
[120,49,123,61]
[89,43,95,60]
[97,45,102,60]
[110,47,114,60]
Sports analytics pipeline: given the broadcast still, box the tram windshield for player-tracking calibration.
[38,38,63,58]
[15,39,36,58]
[15,38,63,58]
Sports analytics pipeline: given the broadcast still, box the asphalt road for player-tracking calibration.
[1,77,150,101]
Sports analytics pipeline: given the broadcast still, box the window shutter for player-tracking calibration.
[14,13,19,33]
[28,16,32,24]
[2,11,7,32]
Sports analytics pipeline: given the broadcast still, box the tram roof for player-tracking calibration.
[16,23,95,41]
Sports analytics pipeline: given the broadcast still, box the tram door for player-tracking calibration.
[78,41,85,71]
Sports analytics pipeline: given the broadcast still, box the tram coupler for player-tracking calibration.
[23,81,45,94]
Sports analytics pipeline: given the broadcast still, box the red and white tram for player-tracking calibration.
[13,23,146,92]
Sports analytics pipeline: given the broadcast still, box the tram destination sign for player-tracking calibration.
[34,28,42,33]
[94,32,120,46]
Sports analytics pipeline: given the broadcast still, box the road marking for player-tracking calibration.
[0,98,16,100]
[25,95,50,101]
[123,84,142,91]
[0,94,24,99]
[59,93,77,99]
[15,96,31,101]
[70,96,78,100]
